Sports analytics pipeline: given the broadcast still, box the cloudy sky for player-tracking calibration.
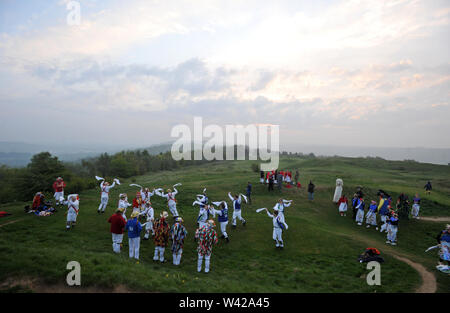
[0,0,449,150]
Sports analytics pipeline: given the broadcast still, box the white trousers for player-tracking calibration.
[98,196,109,211]
[144,220,154,238]
[387,225,398,242]
[220,221,228,238]
[232,210,245,226]
[54,191,64,203]
[366,212,377,226]
[172,248,183,265]
[197,253,211,273]
[112,233,123,253]
[273,228,283,247]
[153,246,165,262]
[168,203,179,217]
[128,237,140,259]
[412,204,420,217]
[355,209,365,223]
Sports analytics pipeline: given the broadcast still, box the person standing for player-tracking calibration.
[108,208,126,253]
[268,175,274,192]
[153,211,170,263]
[365,200,378,229]
[246,182,252,205]
[294,170,299,186]
[170,217,188,266]
[333,179,343,203]
[210,201,230,242]
[424,181,432,195]
[386,213,399,246]
[412,194,421,219]
[140,201,155,240]
[64,194,79,230]
[260,171,265,184]
[156,187,180,218]
[355,196,365,226]
[338,194,348,217]
[125,211,142,263]
[277,172,283,191]
[265,207,288,248]
[118,193,131,221]
[307,181,315,200]
[53,177,66,206]
[196,220,219,273]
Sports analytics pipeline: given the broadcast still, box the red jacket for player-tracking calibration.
[133,197,142,208]
[53,181,66,192]
[108,213,126,234]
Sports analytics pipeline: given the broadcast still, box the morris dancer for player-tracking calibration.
[153,211,170,263]
[196,204,212,229]
[386,213,399,246]
[196,219,218,273]
[156,184,181,217]
[64,194,79,230]
[140,201,155,240]
[434,225,450,272]
[228,192,247,228]
[355,196,365,226]
[265,207,288,248]
[170,217,188,266]
[210,201,230,242]
[130,184,155,203]
[273,198,292,220]
[53,177,66,206]
[97,177,118,214]
[118,193,131,221]
[338,194,348,217]
[132,191,144,214]
[412,194,421,219]
[108,208,126,253]
[378,194,390,233]
[125,211,142,263]
[365,200,378,229]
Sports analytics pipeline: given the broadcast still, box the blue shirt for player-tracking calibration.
[125,218,142,238]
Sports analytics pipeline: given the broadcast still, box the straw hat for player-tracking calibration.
[131,211,140,218]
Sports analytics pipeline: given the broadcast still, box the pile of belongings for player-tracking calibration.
[358,247,384,263]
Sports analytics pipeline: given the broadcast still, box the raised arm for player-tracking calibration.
[228,192,234,202]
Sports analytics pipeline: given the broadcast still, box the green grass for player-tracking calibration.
[0,156,449,292]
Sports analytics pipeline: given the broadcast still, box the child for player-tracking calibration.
[228,192,247,228]
[366,200,378,229]
[411,194,421,219]
[266,207,288,248]
[170,217,188,266]
[355,196,365,226]
[338,195,348,217]
[125,211,142,263]
[153,211,170,263]
[386,213,399,246]
[65,194,79,230]
[196,219,218,273]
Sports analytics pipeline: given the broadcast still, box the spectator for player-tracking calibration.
[308,181,315,200]
[246,182,252,204]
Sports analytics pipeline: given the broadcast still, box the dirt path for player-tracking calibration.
[0,219,22,228]
[419,216,450,223]
[391,255,437,293]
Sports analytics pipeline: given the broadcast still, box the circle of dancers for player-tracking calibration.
[41,173,448,274]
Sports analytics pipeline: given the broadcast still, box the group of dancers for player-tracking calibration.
[49,174,447,274]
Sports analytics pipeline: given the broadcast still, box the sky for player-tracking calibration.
[0,0,449,150]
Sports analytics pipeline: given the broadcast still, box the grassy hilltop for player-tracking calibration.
[0,156,449,293]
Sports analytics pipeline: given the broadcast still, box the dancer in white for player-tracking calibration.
[196,204,212,229]
[96,177,118,214]
[130,184,155,203]
[64,194,79,230]
[210,201,230,242]
[118,193,131,221]
[265,207,288,248]
[140,201,155,240]
[228,192,247,228]
[273,198,292,220]
[156,184,181,217]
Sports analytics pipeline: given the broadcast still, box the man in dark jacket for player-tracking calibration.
[308,181,315,200]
